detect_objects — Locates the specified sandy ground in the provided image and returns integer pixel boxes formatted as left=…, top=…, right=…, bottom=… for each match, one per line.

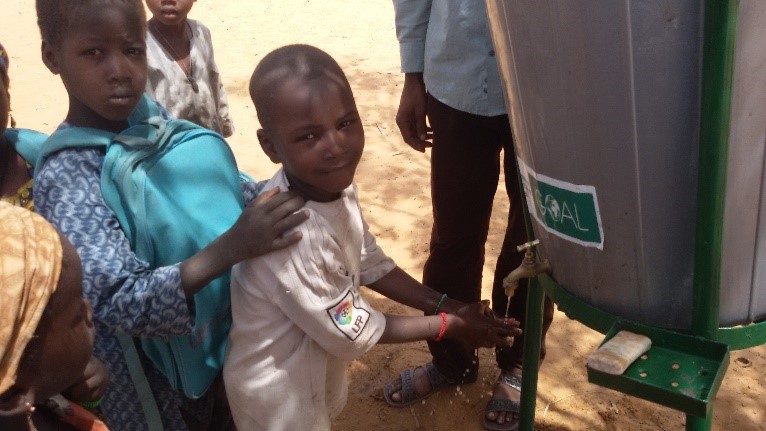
left=5, top=0, right=766, bottom=429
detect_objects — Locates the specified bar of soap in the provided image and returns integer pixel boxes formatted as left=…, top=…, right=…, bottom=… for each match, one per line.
left=587, top=330, right=651, bottom=375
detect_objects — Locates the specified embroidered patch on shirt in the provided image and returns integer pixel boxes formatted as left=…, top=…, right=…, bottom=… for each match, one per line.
left=327, top=290, right=371, bottom=341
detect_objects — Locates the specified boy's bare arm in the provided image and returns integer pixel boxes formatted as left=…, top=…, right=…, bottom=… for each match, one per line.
left=378, top=302, right=521, bottom=347
left=366, top=266, right=463, bottom=314
left=369, top=268, right=521, bottom=346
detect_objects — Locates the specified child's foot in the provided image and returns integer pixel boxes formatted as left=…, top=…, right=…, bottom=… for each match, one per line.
left=383, top=362, right=454, bottom=407
left=483, top=371, right=521, bottom=430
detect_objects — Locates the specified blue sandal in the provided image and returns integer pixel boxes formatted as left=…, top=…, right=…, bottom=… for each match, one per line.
left=383, top=362, right=455, bottom=407
left=483, top=372, right=521, bottom=431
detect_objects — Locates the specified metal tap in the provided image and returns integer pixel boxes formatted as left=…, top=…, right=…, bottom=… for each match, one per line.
left=502, top=239, right=551, bottom=299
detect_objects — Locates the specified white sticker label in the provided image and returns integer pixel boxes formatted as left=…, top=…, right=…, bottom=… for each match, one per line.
left=326, top=290, right=371, bottom=341
left=518, top=158, right=604, bottom=249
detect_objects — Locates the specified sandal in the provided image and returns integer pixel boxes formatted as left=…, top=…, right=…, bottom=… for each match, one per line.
left=483, top=372, right=521, bottom=431
left=383, top=362, right=455, bottom=407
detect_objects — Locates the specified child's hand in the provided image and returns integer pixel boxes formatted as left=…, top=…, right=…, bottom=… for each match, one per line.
left=180, top=187, right=308, bottom=297
left=61, top=356, right=109, bottom=403
left=448, top=301, right=522, bottom=348
left=228, top=187, right=308, bottom=261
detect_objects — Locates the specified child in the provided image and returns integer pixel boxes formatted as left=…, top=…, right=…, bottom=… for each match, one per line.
left=224, top=44, right=521, bottom=431
left=0, top=41, right=48, bottom=210
left=0, top=42, right=109, bottom=425
left=34, top=1, right=307, bottom=429
left=144, top=0, right=234, bottom=137
left=0, top=202, right=108, bottom=431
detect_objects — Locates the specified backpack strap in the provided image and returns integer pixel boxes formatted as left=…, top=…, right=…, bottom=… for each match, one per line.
left=34, top=127, right=113, bottom=177
left=3, top=128, right=49, bottom=166
left=34, top=93, right=165, bottom=177
left=128, top=93, right=164, bottom=125
left=116, top=332, right=165, bottom=431
left=111, top=116, right=200, bottom=152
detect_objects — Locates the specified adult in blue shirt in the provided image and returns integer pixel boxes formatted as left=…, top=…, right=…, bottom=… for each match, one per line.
left=385, top=1, right=555, bottom=430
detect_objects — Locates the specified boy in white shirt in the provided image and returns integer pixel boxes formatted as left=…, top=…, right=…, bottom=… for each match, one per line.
left=223, top=44, right=521, bottom=431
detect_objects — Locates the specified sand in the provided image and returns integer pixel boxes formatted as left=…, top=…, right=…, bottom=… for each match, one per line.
left=4, top=1, right=765, bottom=429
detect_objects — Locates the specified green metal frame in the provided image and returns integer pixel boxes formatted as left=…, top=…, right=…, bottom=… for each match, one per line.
left=687, top=2, right=739, bottom=428
left=692, top=0, right=766, bottom=353
left=588, top=320, right=729, bottom=419
left=692, top=0, right=738, bottom=343
left=536, top=273, right=616, bottom=333
left=717, top=321, right=766, bottom=350
left=538, top=272, right=766, bottom=351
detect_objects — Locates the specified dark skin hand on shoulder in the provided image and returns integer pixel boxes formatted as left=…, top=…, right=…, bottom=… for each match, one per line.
left=180, top=187, right=308, bottom=297
left=223, top=187, right=308, bottom=260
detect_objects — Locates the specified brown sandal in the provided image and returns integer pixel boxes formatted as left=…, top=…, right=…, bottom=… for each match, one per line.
left=483, top=372, right=521, bottom=431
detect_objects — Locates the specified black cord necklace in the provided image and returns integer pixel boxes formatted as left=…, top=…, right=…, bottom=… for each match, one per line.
left=150, top=21, right=199, bottom=92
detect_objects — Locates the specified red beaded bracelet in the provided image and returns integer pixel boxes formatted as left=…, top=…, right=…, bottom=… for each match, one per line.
left=434, top=312, right=448, bottom=341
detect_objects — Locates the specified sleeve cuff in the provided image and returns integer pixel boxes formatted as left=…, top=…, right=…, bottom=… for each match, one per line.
left=399, top=41, right=426, bottom=73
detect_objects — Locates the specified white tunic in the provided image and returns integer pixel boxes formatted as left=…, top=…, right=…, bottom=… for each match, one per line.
left=146, top=19, right=234, bottom=137
left=224, top=169, right=394, bottom=431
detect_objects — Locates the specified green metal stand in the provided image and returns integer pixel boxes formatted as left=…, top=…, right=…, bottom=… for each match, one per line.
left=518, top=277, right=545, bottom=431
left=587, top=321, right=729, bottom=418
left=686, top=408, right=715, bottom=431
left=717, top=320, right=766, bottom=350
left=692, top=0, right=737, bottom=342
left=517, top=273, right=733, bottom=431
left=687, top=1, right=738, bottom=428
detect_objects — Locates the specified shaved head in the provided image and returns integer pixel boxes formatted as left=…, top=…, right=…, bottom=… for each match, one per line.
left=249, top=44, right=351, bottom=131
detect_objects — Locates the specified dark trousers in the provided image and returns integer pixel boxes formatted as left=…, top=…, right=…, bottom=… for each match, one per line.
left=179, top=372, right=236, bottom=431
left=423, top=94, right=555, bottom=384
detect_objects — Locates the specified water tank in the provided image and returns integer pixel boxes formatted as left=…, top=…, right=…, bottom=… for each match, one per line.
left=485, top=0, right=766, bottom=329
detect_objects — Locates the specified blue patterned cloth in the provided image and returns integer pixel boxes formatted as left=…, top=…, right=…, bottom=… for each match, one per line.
left=34, top=140, right=263, bottom=430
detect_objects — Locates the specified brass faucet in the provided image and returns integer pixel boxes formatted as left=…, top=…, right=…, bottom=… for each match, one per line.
left=503, top=239, right=551, bottom=299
